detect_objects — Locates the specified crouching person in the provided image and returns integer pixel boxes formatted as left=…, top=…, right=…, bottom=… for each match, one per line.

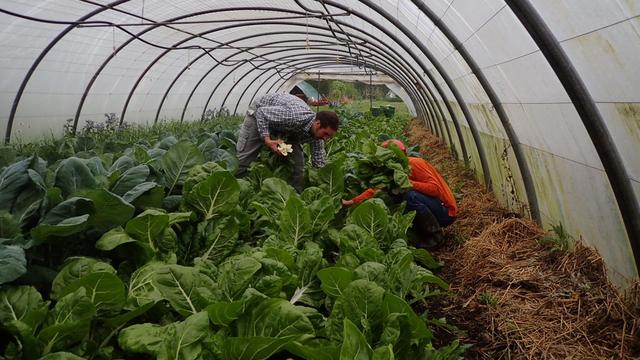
left=342, top=139, right=457, bottom=248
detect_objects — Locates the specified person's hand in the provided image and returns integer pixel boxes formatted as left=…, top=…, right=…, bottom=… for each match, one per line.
left=342, top=199, right=354, bottom=207
left=264, top=136, right=284, bottom=155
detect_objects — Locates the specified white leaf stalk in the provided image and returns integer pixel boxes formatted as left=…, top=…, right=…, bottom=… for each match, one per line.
left=277, top=142, right=293, bottom=156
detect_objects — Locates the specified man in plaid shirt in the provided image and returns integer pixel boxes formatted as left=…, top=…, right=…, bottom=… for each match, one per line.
left=236, top=93, right=340, bottom=191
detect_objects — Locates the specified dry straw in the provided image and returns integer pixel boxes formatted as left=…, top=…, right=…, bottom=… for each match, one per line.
left=407, top=119, right=639, bottom=359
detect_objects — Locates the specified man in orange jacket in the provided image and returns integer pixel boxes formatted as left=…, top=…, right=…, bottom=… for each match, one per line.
left=343, top=139, right=457, bottom=248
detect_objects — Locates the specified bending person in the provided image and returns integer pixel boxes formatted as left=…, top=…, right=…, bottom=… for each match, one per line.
left=236, top=93, right=340, bottom=191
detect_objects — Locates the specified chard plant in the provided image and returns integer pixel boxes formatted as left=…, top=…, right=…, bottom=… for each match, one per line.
left=0, top=109, right=467, bottom=359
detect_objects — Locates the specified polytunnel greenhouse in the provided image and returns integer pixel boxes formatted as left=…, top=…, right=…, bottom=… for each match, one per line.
left=1, top=0, right=639, bottom=358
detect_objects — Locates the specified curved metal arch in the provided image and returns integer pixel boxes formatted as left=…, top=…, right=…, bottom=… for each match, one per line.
left=253, top=60, right=424, bottom=121
left=194, top=46, right=426, bottom=125
left=257, top=61, right=421, bottom=116
left=207, top=47, right=429, bottom=125
left=166, top=25, right=437, bottom=139
left=164, top=20, right=461, bottom=155
left=72, top=5, right=366, bottom=131
left=202, top=50, right=428, bottom=127
left=231, top=54, right=435, bottom=130
left=72, top=6, right=469, bottom=166
left=4, top=0, right=130, bottom=143
left=410, top=0, right=541, bottom=224
left=313, top=0, right=482, bottom=173
left=17, top=4, right=469, bottom=169
left=117, top=19, right=369, bottom=124
left=156, top=33, right=428, bottom=126
left=506, top=0, right=640, bottom=277
left=154, top=38, right=339, bottom=123
left=122, top=17, right=436, bottom=139
left=219, top=53, right=427, bottom=123
left=264, top=60, right=430, bottom=126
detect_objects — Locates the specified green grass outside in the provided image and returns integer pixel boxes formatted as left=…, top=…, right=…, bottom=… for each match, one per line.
left=315, top=99, right=411, bottom=118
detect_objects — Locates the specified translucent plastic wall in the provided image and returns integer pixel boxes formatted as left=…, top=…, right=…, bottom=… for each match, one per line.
left=0, top=0, right=638, bottom=287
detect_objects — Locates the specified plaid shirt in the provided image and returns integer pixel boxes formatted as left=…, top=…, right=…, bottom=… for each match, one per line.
left=254, top=93, right=326, bottom=167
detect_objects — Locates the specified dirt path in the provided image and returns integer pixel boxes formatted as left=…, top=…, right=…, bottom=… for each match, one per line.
left=406, top=119, right=640, bottom=359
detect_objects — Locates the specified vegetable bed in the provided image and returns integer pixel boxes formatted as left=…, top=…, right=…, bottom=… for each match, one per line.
left=0, top=111, right=466, bottom=359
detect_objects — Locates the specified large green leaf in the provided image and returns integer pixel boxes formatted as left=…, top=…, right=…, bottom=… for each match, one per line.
left=206, top=300, right=246, bottom=327
left=82, top=156, right=107, bottom=177
left=290, top=243, right=325, bottom=306
left=372, top=345, right=395, bottom=360
left=387, top=209, right=415, bottom=245
left=125, top=209, right=169, bottom=254
left=317, top=267, right=354, bottom=298
left=54, top=157, right=97, bottom=197
left=0, top=210, right=20, bottom=238
left=412, top=265, right=449, bottom=291
left=235, top=298, right=315, bottom=338
left=161, top=141, right=204, bottom=194
left=0, top=157, right=33, bottom=210
left=119, top=312, right=210, bottom=360
left=279, top=195, right=311, bottom=248
left=51, top=257, right=116, bottom=300
left=57, top=271, right=126, bottom=314
left=201, top=147, right=239, bottom=173
left=127, top=262, right=165, bottom=308
left=327, top=280, right=385, bottom=344
left=152, top=264, right=207, bottom=317
left=218, top=256, right=262, bottom=301
left=109, top=155, right=135, bottom=175
left=379, top=313, right=411, bottom=357
left=31, top=215, right=90, bottom=245
left=118, top=322, right=164, bottom=356
left=382, top=293, right=430, bottom=341
left=39, top=352, right=85, bottom=360
left=155, top=135, right=178, bottom=150
left=39, top=197, right=94, bottom=225
left=199, top=217, right=239, bottom=264
left=0, top=285, right=49, bottom=332
left=297, top=242, right=324, bottom=287
left=253, top=178, right=295, bottom=219
left=348, top=200, right=389, bottom=242
left=338, top=224, right=379, bottom=255
left=0, top=245, right=26, bottom=284
left=76, top=189, right=134, bottom=230
left=316, top=158, right=345, bottom=197
left=223, top=335, right=300, bottom=360
left=411, top=248, right=442, bottom=270
left=110, top=164, right=150, bottom=196
left=285, top=340, right=340, bottom=360
left=340, top=319, right=373, bottom=360
left=131, top=144, right=153, bottom=165
left=158, top=311, right=210, bottom=360
left=38, top=288, right=96, bottom=354
left=384, top=248, right=414, bottom=298
left=354, top=262, right=387, bottom=286
left=95, top=227, right=137, bottom=251
left=308, top=194, right=337, bottom=233
left=185, top=171, right=239, bottom=221
left=122, top=181, right=164, bottom=208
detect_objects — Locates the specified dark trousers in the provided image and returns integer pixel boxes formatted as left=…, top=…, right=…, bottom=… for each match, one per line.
left=404, top=190, right=455, bottom=231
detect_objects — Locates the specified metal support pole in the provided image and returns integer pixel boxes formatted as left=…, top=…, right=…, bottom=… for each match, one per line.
left=369, top=71, right=373, bottom=111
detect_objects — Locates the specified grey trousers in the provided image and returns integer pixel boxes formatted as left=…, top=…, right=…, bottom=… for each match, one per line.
left=235, top=107, right=305, bottom=191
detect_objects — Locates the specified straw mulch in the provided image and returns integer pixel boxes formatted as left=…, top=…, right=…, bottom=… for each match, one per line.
left=406, top=119, right=640, bottom=359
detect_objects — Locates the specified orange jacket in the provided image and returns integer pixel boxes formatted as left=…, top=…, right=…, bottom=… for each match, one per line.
left=349, top=157, right=458, bottom=217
